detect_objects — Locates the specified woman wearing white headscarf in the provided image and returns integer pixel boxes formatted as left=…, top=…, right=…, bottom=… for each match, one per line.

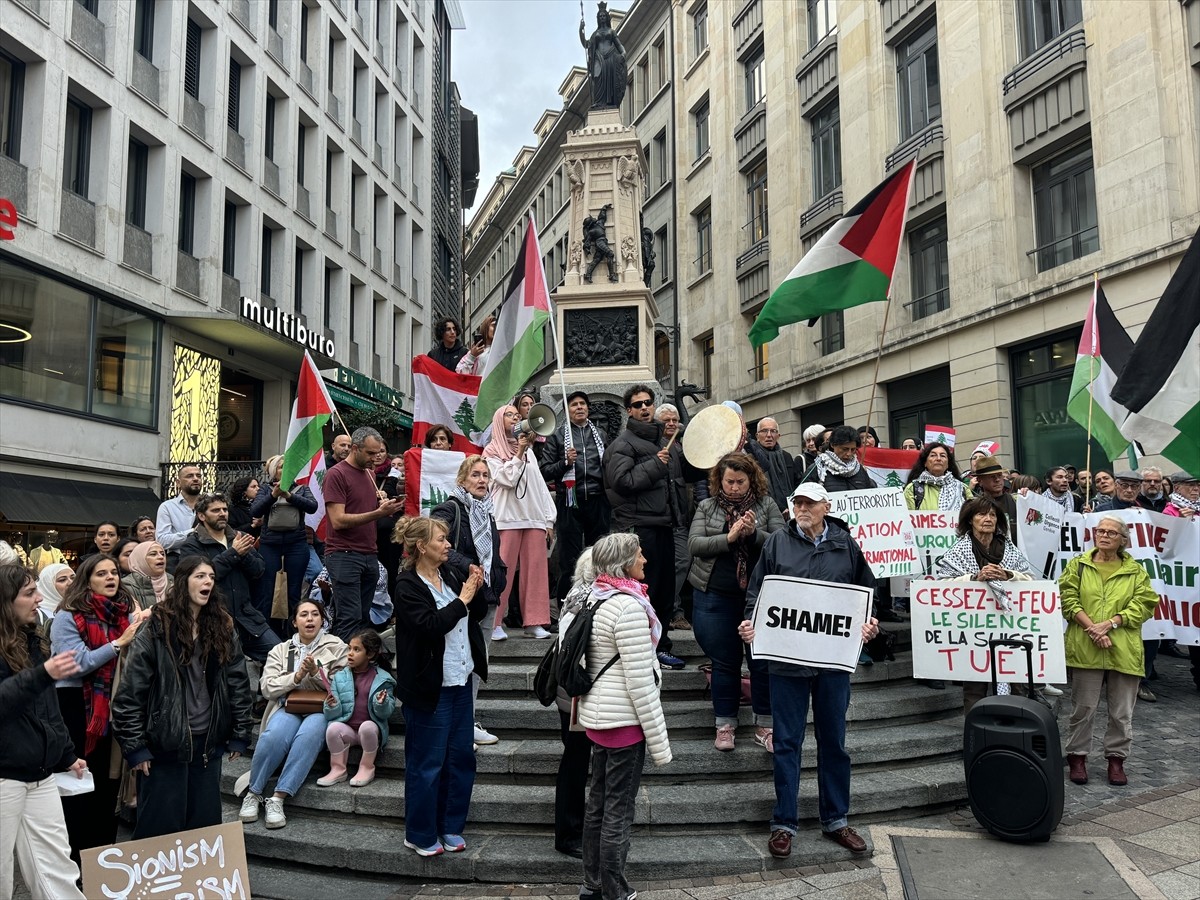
left=36, top=563, right=74, bottom=625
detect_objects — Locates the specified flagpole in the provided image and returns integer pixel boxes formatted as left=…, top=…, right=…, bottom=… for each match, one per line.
left=535, top=214, right=573, bottom=415
left=1083, top=273, right=1097, bottom=508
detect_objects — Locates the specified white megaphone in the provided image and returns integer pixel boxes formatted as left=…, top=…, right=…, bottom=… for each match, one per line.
left=514, top=403, right=558, bottom=438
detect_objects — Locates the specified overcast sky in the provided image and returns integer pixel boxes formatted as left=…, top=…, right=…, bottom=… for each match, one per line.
left=453, top=0, right=591, bottom=214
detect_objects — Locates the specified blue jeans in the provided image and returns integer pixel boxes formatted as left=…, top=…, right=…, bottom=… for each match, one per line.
left=582, top=739, right=644, bottom=900
left=325, top=550, right=378, bottom=642
left=769, top=669, right=852, bottom=834
left=692, top=588, right=770, bottom=725
left=402, top=684, right=476, bottom=846
left=257, top=536, right=311, bottom=620
left=248, top=710, right=328, bottom=797
left=305, top=547, right=324, bottom=584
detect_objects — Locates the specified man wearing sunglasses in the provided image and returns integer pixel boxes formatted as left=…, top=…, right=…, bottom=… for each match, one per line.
left=604, top=385, right=686, bottom=669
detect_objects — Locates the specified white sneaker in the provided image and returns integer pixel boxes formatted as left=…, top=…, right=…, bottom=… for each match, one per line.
left=525, top=625, right=552, bottom=640
left=491, top=626, right=508, bottom=642
left=474, top=722, right=499, bottom=744
left=238, top=791, right=261, bottom=823
left=1042, top=684, right=1063, bottom=696
left=264, top=796, right=286, bottom=829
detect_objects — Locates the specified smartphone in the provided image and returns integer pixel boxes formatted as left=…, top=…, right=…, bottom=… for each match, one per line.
left=472, top=331, right=483, bottom=345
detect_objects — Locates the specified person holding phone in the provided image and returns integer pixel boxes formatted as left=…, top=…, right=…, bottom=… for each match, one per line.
left=455, top=315, right=496, bottom=376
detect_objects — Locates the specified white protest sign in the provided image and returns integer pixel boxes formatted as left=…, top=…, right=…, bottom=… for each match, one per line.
left=910, top=580, right=1067, bottom=683
left=827, top=487, right=917, bottom=578
left=1017, top=492, right=1199, bottom=645
left=82, top=821, right=250, bottom=900
left=750, top=576, right=872, bottom=673
left=890, top=509, right=959, bottom=598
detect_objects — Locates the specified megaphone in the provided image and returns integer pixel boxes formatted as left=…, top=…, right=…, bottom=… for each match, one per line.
left=514, top=403, right=558, bottom=438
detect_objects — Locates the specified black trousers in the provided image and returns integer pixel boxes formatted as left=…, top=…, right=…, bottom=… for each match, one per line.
left=634, top=524, right=676, bottom=655
left=133, top=734, right=223, bottom=840
left=555, top=709, right=592, bottom=851
left=555, top=493, right=612, bottom=599
left=57, top=687, right=120, bottom=865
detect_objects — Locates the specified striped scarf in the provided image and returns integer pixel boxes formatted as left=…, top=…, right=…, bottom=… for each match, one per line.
left=452, top=486, right=495, bottom=585
left=563, top=419, right=606, bottom=508
left=915, top=470, right=968, bottom=511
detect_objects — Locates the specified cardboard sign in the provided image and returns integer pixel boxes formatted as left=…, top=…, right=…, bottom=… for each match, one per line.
left=82, top=821, right=251, bottom=900
left=910, top=580, right=1068, bottom=683
left=750, top=576, right=872, bottom=672
left=1017, top=491, right=1199, bottom=645
left=890, top=509, right=959, bottom=598
left=827, top=487, right=917, bottom=578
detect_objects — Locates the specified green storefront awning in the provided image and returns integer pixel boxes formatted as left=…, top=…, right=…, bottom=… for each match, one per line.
left=325, top=382, right=413, bottom=428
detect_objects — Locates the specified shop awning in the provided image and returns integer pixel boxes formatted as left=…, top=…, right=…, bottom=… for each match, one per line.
left=0, top=471, right=162, bottom=528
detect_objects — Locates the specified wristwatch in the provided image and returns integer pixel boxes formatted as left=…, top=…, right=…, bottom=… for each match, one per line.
left=1109, top=618, right=1119, bottom=629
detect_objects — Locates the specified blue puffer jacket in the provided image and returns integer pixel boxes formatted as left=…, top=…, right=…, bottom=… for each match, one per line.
left=323, top=665, right=397, bottom=747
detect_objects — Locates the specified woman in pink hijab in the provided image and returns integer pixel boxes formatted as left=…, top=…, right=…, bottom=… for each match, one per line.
left=123, top=541, right=173, bottom=609
left=482, top=405, right=557, bottom=641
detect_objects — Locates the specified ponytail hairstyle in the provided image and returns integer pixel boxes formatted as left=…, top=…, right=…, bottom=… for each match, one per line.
left=350, top=628, right=393, bottom=675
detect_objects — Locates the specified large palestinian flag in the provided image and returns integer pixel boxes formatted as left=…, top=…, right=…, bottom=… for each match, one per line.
left=1112, top=228, right=1200, bottom=473
left=1065, top=280, right=1134, bottom=461
left=281, top=351, right=335, bottom=490
left=749, top=160, right=916, bottom=348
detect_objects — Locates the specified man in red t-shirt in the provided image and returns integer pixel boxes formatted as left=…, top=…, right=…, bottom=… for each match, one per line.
left=323, top=426, right=404, bottom=640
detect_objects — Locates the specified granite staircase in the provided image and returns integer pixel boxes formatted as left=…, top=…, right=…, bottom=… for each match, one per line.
left=223, top=622, right=968, bottom=884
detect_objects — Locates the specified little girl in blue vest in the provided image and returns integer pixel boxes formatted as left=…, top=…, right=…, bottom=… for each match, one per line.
left=317, top=629, right=396, bottom=788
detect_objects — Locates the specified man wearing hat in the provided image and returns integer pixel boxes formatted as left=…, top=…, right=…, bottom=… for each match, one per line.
left=737, top=482, right=879, bottom=859
left=1094, top=471, right=1142, bottom=512
left=1163, top=472, right=1199, bottom=519
left=540, top=390, right=611, bottom=598
left=973, top=456, right=1017, bottom=541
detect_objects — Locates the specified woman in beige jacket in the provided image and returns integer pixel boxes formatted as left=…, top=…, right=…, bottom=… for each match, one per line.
left=576, top=533, right=671, bottom=900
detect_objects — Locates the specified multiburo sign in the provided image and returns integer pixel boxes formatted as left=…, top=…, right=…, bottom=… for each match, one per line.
left=240, top=296, right=336, bottom=359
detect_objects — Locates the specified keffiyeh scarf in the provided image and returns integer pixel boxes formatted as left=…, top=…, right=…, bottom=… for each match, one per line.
left=915, top=470, right=968, bottom=511
left=936, top=535, right=1030, bottom=611
left=73, top=592, right=131, bottom=755
left=1168, top=491, right=1200, bottom=514
left=592, top=574, right=662, bottom=650
left=563, top=420, right=606, bottom=508
left=452, top=485, right=496, bottom=585
left=814, top=449, right=862, bottom=483
left=1044, top=489, right=1074, bottom=512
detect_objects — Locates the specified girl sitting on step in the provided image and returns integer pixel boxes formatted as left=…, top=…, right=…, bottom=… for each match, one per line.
left=318, top=629, right=396, bottom=788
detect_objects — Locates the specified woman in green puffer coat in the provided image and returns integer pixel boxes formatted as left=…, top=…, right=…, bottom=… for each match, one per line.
left=1059, top=515, right=1159, bottom=788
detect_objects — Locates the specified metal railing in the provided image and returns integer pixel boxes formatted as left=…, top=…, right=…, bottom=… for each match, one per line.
left=692, top=250, right=712, bottom=276
left=800, top=189, right=843, bottom=227
left=904, top=287, right=949, bottom=319
left=885, top=123, right=943, bottom=172
left=1027, top=225, right=1099, bottom=272
left=160, top=461, right=267, bottom=501
left=1003, top=28, right=1086, bottom=95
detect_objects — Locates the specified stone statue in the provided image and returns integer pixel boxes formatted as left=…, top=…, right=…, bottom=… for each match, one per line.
left=621, top=235, right=637, bottom=270
left=566, top=157, right=585, bottom=204
left=641, top=226, right=656, bottom=287
left=617, top=155, right=639, bottom=197
left=579, top=2, right=627, bottom=110
left=582, top=204, right=618, bottom=283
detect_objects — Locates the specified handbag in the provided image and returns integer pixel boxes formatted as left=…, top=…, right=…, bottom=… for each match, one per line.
left=865, top=627, right=897, bottom=663
left=267, top=497, right=302, bottom=531
left=282, top=645, right=325, bottom=715
left=270, top=563, right=289, bottom=619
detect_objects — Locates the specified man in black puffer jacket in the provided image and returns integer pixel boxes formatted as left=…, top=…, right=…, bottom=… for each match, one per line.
left=603, top=384, right=684, bottom=667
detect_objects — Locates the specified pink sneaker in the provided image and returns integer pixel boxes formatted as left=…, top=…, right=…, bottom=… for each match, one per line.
left=754, top=726, right=774, bottom=753
left=714, top=725, right=735, bottom=752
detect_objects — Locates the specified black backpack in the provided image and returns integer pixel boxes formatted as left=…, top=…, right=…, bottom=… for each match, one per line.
left=554, top=593, right=621, bottom=700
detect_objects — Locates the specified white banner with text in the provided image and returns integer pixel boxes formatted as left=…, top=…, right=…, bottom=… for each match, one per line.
left=827, top=488, right=918, bottom=579
left=750, top=576, right=872, bottom=673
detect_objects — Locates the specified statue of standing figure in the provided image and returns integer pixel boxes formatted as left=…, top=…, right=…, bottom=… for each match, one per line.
left=579, top=2, right=627, bottom=110
left=582, top=204, right=618, bottom=284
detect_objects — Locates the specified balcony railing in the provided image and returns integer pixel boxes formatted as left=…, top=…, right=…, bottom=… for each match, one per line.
left=692, top=250, right=712, bottom=277
left=800, top=189, right=843, bottom=228
left=1028, top=224, right=1099, bottom=273
left=1004, top=28, right=1086, bottom=95
left=885, top=122, right=943, bottom=173
left=904, top=287, right=950, bottom=320
left=160, top=461, right=267, bottom=500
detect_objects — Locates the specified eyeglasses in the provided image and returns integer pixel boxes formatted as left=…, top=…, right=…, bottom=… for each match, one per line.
left=1142, top=478, right=1162, bottom=484
left=628, top=399, right=654, bottom=410
left=1094, top=528, right=1122, bottom=537
left=757, top=428, right=779, bottom=434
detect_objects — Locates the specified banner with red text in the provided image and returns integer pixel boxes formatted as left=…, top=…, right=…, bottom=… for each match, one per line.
left=827, top=487, right=917, bottom=578
left=910, top=581, right=1067, bottom=683
left=1017, top=491, right=1199, bottom=645
left=890, top=509, right=959, bottom=598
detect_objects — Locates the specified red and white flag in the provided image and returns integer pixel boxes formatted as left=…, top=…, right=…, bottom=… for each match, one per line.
left=862, top=447, right=919, bottom=489
left=411, top=354, right=483, bottom=453
left=403, top=447, right=466, bottom=517
left=302, top=452, right=329, bottom=540
left=971, top=440, right=1000, bottom=457
left=923, top=425, right=956, bottom=448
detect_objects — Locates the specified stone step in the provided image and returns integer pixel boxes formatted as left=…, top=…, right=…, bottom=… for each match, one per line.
left=223, top=756, right=963, bottom=827
left=230, top=810, right=878, bottom=884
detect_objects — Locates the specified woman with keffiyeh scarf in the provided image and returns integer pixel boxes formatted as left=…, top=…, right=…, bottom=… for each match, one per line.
left=49, top=554, right=146, bottom=863
left=806, top=425, right=874, bottom=494
left=687, top=453, right=785, bottom=752
left=903, top=443, right=972, bottom=512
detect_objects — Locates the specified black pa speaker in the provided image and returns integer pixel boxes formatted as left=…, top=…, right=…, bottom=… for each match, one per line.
left=963, top=639, right=1064, bottom=842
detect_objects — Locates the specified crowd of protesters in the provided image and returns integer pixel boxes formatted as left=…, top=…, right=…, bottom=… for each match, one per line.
left=0, top=321, right=1195, bottom=900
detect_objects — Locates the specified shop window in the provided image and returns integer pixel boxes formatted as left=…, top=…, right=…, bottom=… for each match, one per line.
left=800, top=397, right=844, bottom=438
left=0, top=259, right=160, bottom=427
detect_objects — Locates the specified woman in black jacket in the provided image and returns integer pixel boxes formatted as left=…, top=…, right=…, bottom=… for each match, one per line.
left=391, top=517, right=485, bottom=857
left=0, top=564, right=87, bottom=900
left=111, top=556, right=255, bottom=839
left=805, top=425, right=874, bottom=493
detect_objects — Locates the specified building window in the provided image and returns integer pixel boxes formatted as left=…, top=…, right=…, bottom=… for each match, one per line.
left=264, top=94, right=276, bottom=161
left=268, top=0, right=279, bottom=31
left=1018, top=0, right=1082, bottom=57
left=752, top=342, right=768, bottom=381
left=437, top=236, right=452, bottom=282
left=887, top=366, right=951, bottom=451
left=63, top=98, right=92, bottom=198
left=636, top=56, right=649, bottom=110
left=819, top=311, right=844, bottom=354
left=323, top=266, right=334, bottom=327
left=0, top=51, right=25, bottom=162
left=692, top=3, right=708, bottom=59
left=297, top=123, right=307, bottom=185
left=700, top=334, right=714, bottom=391
left=178, top=171, right=195, bottom=254
left=896, top=20, right=940, bottom=140
left=134, top=0, right=155, bottom=61
left=1032, top=141, right=1099, bottom=272
left=655, top=227, right=668, bottom=283
left=693, top=98, right=709, bottom=160
left=653, top=131, right=668, bottom=187
left=695, top=204, right=712, bottom=275
left=746, top=162, right=768, bottom=245
left=325, top=149, right=334, bottom=208
left=126, top=139, right=148, bottom=228
left=184, top=19, right=201, bottom=99
left=261, top=226, right=274, bottom=297
left=811, top=102, right=841, bottom=200
left=227, top=58, right=241, bottom=131
left=744, top=46, right=765, bottom=112
left=807, top=0, right=836, bottom=49
left=0, top=259, right=160, bottom=427
left=293, top=247, right=305, bottom=313
left=222, top=201, right=236, bottom=277
left=75, top=0, right=98, bottom=15
left=909, top=217, right=948, bottom=319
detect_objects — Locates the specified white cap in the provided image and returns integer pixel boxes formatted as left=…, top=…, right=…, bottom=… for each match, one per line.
left=790, top=482, right=831, bottom=503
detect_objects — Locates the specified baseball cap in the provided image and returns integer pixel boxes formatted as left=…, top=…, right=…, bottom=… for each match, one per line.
left=790, top=482, right=831, bottom=503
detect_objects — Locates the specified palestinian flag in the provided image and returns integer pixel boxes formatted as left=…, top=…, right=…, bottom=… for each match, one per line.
left=749, top=160, right=916, bottom=348
left=402, top=447, right=466, bottom=517
left=862, top=447, right=919, bottom=489
left=477, top=215, right=552, bottom=425
left=411, top=354, right=482, bottom=453
left=1112, top=229, right=1200, bottom=473
left=281, top=351, right=336, bottom=490
left=1066, top=280, right=1134, bottom=461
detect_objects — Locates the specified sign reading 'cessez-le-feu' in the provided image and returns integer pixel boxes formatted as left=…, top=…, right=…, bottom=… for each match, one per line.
left=241, top=296, right=336, bottom=359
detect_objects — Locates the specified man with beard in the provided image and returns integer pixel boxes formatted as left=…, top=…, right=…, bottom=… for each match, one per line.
left=156, top=465, right=203, bottom=558
left=1138, top=467, right=1168, bottom=513
left=179, top=493, right=278, bottom=661
left=325, top=433, right=352, bottom=470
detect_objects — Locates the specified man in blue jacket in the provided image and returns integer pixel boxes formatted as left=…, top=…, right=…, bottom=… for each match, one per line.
left=738, top=481, right=879, bottom=859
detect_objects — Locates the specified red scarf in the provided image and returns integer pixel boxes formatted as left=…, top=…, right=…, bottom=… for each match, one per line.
left=72, top=592, right=130, bottom=756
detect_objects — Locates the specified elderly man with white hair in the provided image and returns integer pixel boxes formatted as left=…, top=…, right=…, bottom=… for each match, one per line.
left=746, top=417, right=798, bottom=517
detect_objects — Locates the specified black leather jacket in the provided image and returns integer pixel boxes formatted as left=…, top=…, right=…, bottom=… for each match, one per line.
left=0, top=630, right=77, bottom=781
left=111, top=615, right=254, bottom=766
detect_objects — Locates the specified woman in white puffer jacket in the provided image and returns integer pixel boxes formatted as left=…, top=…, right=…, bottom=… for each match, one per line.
left=575, top=533, right=671, bottom=900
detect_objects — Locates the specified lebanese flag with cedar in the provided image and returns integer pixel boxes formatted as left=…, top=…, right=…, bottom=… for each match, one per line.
left=411, top=354, right=483, bottom=453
